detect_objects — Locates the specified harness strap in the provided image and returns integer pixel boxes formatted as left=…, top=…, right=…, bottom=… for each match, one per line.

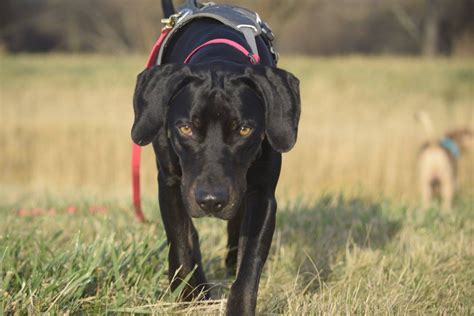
left=238, top=25, right=260, bottom=60
left=183, top=38, right=260, bottom=64
left=156, top=3, right=277, bottom=65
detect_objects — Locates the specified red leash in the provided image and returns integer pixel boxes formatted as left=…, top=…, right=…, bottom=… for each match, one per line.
left=132, top=28, right=171, bottom=222
left=132, top=28, right=260, bottom=223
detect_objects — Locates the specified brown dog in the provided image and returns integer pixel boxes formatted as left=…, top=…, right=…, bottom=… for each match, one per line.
left=416, top=111, right=474, bottom=210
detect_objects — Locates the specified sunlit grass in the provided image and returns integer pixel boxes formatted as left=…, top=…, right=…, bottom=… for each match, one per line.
left=1, top=195, right=473, bottom=313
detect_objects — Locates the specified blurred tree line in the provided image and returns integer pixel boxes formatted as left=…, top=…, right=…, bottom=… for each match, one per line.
left=1, top=0, right=473, bottom=56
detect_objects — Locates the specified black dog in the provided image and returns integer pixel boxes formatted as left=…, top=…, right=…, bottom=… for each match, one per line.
left=132, top=1, right=300, bottom=314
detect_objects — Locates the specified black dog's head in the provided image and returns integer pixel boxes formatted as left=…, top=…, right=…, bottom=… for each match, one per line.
left=132, top=62, right=300, bottom=219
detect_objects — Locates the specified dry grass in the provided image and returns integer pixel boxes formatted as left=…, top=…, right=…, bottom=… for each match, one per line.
left=280, top=56, right=474, bottom=202
left=1, top=55, right=473, bottom=207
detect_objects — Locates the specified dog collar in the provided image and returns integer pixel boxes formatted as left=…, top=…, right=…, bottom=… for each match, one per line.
left=440, top=137, right=460, bottom=159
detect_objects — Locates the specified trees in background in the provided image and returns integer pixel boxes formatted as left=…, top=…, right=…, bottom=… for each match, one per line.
left=1, top=0, right=473, bottom=56
left=0, top=0, right=163, bottom=53
left=391, top=0, right=474, bottom=56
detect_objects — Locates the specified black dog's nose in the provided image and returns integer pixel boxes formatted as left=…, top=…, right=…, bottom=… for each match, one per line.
left=195, top=188, right=229, bottom=213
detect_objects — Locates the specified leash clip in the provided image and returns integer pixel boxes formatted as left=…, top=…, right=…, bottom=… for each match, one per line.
left=161, top=12, right=182, bottom=29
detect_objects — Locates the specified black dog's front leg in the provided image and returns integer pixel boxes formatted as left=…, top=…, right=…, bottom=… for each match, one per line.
left=158, top=174, right=210, bottom=300
left=225, top=205, right=244, bottom=276
left=226, top=191, right=277, bottom=315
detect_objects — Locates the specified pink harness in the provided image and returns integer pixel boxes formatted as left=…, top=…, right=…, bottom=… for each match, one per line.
left=132, top=28, right=260, bottom=222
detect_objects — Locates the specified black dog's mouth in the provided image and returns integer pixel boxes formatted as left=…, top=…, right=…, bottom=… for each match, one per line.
left=181, top=184, right=243, bottom=220
left=186, top=196, right=242, bottom=220
left=193, top=200, right=241, bottom=220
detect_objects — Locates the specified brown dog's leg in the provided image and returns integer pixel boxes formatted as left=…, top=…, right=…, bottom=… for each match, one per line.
left=419, top=154, right=433, bottom=210
left=441, top=176, right=455, bottom=211
left=421, top=179, right=432, bottom=210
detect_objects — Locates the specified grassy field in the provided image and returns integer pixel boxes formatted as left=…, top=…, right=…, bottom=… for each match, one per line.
left=1, top=196, right=473, bottom=314
left=1, top=55, right=473, bottom=314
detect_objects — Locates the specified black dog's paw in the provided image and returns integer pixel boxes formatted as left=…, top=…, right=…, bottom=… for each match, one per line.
left=178, top=283, right=214, bottom=301
left=194, top=283, right=215, bottom=301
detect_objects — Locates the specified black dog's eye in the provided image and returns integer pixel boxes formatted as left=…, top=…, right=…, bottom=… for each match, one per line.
left=178, top=125, right=193, bottom=136
left=239, top=126, right=253, bottom=137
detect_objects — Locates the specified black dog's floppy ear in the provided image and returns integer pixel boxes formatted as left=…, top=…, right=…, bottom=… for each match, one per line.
left=248, top=66, right=301, bottom=152
left=132, top=64, right=196, bottom=146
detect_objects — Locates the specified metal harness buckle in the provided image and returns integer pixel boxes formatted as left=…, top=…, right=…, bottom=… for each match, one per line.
left=161, top=12, right=182, bottom=29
